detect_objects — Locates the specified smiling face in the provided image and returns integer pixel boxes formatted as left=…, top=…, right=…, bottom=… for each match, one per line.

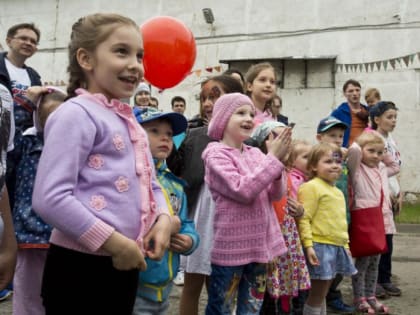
left=142, top=119, right=174, bottom=161
left=80, top=24, right=144, bottom=101
left=135, top=91, right=150, bottom=107
left=223, top=104, right=255, bottom=148
left=6, top=27, right=38, bottom=61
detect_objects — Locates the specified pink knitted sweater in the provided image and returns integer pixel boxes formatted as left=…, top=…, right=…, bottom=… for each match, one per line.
left=202, top=142, right=287, bottom=266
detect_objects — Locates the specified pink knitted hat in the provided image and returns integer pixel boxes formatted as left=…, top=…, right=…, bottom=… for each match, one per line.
left=208, top=92, right=255, bottom=140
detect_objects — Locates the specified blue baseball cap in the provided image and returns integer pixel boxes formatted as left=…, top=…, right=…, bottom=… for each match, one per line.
left=317, top=116, right=348, bottom=134
left=134, top=107, right=187, bottom=136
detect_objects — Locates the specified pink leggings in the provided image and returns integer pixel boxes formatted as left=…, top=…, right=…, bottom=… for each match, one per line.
left=13, top=249, right=48, bottom=315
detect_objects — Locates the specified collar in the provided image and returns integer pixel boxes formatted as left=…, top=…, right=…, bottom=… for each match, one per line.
left=75, top=88, right=133, bottom=118
left=290, top=167, right=307, bottom=181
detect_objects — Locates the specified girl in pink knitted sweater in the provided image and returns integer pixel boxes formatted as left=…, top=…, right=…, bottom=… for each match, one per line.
left=202, top=93, right=291, bottom=315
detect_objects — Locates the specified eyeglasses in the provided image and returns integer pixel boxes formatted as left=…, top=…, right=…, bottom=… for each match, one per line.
left=13, top=36, right=38, bottom=46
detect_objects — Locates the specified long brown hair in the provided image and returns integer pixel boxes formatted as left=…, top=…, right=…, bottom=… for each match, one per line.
left=244, top=62, right=277, bottom=111
left=66, top=13, right=138, bottom=99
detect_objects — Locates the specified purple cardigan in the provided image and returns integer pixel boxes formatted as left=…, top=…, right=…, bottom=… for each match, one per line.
left=202, top=142, right=287, bottom=266
left=32, top=91, right=167, bottom=255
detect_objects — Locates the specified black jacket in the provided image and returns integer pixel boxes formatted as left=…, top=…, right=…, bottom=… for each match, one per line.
left=0, top=52, right=42, bottom=94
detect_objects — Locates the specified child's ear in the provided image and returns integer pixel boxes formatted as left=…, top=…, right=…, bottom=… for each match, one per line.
left=316, top=134, right=322, bottom=142
left=374, top=116, right=380, bottom=125
left=246, top=82, right=253, bottom=93
left=76, top=48, right=94, bottom=71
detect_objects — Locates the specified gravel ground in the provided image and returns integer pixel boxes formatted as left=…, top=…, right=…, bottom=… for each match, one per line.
left=2, top=227, right=419, bottom=314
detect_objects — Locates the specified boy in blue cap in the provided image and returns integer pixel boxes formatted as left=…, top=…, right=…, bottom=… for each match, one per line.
left=133, top=107, right=200, bottom=315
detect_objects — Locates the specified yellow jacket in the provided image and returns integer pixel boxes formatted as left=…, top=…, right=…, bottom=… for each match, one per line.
left=297, top=177, right=349, bottom=248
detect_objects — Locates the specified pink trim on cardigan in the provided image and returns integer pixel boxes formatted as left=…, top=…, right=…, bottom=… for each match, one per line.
left=76, top=89, right=159, bottom=252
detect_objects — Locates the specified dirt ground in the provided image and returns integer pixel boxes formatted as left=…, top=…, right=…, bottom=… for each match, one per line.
left=1, top=225, right=419, bottom=314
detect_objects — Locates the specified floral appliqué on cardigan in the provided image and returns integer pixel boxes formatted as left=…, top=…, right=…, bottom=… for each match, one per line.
left=89, top=195, right=107, bottom=211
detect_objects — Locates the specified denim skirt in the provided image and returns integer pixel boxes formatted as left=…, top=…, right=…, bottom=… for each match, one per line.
left=306, top=242, right=357, bottom=280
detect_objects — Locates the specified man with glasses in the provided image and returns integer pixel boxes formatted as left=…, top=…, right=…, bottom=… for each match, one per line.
left=1, top=23, right=41, bottom=133
left=0, top=22, right=41, bottom=302
left=1, top=22, right=42, bottom=226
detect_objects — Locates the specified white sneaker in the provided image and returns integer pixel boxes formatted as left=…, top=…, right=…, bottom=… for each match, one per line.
left=173, top=270, right=185, bottom=286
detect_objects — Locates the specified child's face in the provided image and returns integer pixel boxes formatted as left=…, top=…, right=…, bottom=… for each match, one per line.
left=135, top=91, right=150, bottom=108
left=142, top=119, right=173, bottom=161
left=271, top=98, right=282, bottom=116
left=317, top=127, right=345, bottom=147
left=200, top=81, right=223, bottom=122
left=246, top=68, right=276, bottom=103
left=374, top=109, right=397, bottom=134
left=82, top=25, right=144, bottom=101
left=293, top=144, right=312, bottom=174
left=361, top=142, right=385, bottom=168
left=224, top=104, right=255, bottom=144
left=39, top=100, right=62, bottom=130
left=366, top=96, right=380, bottom=107
left=312, top=150, right=342, bottom=185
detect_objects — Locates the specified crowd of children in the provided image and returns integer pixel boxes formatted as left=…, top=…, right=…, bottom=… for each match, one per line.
left=0, top=12, right=405, bottom=315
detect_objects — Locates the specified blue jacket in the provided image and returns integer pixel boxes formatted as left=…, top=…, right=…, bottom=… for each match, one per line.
left=330, top=102, right=368, bottom=148
left=13, top=130, right=52, bottom=245
left=137, top=160, right=199, bottom=302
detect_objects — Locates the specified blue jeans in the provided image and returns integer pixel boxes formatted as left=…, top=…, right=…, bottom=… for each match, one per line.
left=206, top=263, right=267, bottom=315
left=132, top=295, right=169, bottom=315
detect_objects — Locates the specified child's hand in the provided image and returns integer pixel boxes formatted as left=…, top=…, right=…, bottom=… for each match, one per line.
left=25, top=86, right=50, bottom=104
left=102, top=231, right=147, bottom=271
left=171, top=215, right=181, bottom=235
left=266, top=127, right=292, bottom=162
left=287, top=198, right=304, bottom=217
left=340, top=147, right=348, bottom=159
left=169, top=234, right=193, bottom=253
left=144, top=215, right=172, bottom=260
left=306, top=247, right=320, bottom=266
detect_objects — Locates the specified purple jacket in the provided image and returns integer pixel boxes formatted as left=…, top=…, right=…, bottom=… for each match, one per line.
left=202, top=142, right=287, bottom=266
left=32, top=91, right=167, bottom=255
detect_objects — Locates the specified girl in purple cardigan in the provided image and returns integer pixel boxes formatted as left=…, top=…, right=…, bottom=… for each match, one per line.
left=202, top=93, right=291, bottom=315
left=32, top=14, right=171, bottom=315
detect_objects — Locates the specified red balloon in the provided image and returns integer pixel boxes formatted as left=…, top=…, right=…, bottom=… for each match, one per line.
left=141, top=16, right=196, bottom=89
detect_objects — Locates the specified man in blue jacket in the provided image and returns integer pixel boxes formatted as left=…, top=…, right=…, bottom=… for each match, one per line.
left=331, top=79, right=369, bottom=148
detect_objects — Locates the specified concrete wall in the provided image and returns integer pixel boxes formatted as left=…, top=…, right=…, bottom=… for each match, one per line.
left=1, top=0, right=420, bottom=192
